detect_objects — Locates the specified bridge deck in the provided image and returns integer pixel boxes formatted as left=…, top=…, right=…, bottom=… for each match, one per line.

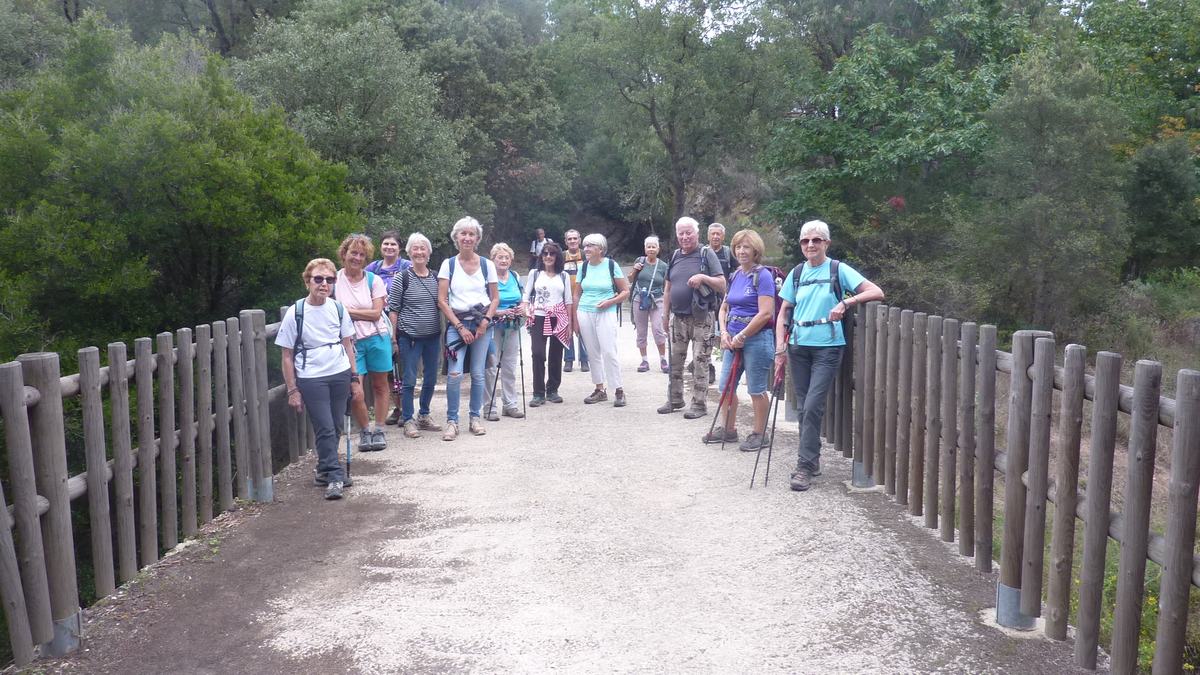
left=44, top=322, right=1095, bottom=673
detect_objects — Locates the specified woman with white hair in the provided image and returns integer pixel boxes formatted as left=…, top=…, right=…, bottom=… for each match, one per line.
left=438, top=217, right=499, bottom=440
left=387, top=232, right=443, bottom=439
left=483, top=242, right=527, bottom=421
left=629, top=235, right=669, bottom=373
left=572, top=233, right=631, bottom=406
left=775, top=219, right=884, bottom=492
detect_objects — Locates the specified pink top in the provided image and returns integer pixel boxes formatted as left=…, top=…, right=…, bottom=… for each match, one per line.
left=334, top=269, right=388, bottom=340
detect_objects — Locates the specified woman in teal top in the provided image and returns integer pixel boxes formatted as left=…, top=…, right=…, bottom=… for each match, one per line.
left=572, top=233, right=631, bottom=406
left=484, top=243, right=528, bottom=420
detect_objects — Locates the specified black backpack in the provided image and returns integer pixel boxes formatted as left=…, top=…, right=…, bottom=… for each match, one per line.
left=788, top=258, right=855, bottom=341
left=670, top=246, right=720, bottom=313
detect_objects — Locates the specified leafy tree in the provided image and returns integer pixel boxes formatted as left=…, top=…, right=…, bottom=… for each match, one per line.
left=0, top=0, right=67, bottom=90
left=1124, top=136, right=1200, bottom=277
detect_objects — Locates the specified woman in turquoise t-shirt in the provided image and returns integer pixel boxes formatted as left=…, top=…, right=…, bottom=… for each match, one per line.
left=572, top=233, right=631, bottom=406
left=484, top=243, right=527, bottom=420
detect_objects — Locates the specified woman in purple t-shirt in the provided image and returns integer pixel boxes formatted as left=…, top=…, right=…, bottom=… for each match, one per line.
left=705, top=229, right=776, bottom=451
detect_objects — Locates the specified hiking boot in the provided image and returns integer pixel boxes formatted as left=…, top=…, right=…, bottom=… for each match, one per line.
left=313, top=472, right=353, bottom=487
left=583, top=388, right=608, bottom=404
left=657, top=400, right=685, bottom=414
left=403, top=420, right=420, bottom=438
left=484, top=406, right=500, bottom=422
left=637, top=360, right=650, bottom=372
left=580, top=362, right=590, bottom=372
left=324, top=481, right=344, bottom=500
left=503, top=406, right=525, bottom=418
left=702, top=428, right=738, bottom=444
left=385, top=407, right=401, bottom=425
left=683, top=405, right=708, bottom=420
left=613, top=389, right=626, bottom=407
left=529, top=395, right=545, bottom=407
left=416, top=414, right=442, bottom=432
left=546, top=392, right=563, bottom=403
left=563, top=362, right=574, bottom=372
left=442, top=421, right=458, bottom=441
left=738, top=432, right=770, bottom=452
left=790, top=469, right=812, bottom=492
left=469, top=417, right=486, bottom=436
left=371, top=429, right=387, bottom=451
left=660, top=358, right=669, bottom=373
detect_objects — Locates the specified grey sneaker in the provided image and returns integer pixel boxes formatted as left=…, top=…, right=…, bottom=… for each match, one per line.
left=371, top=429, right=387, bottom=451
left=417, top=414, right=443, bottom=432
left=683, top=405, right=708, bottom=420
left=529, top=396, right=545, bottom=407
left=546, top=392, right=564, bottom=403
left=503, top=406, right=525, bottom=418
left=469, top=417, right=486, bottom=436
left=358, top=429, right=373, bottom=451
left=583, top=388, right=608, bottom=404
left=790, top=469, right=812, bottom=492
left=485, top=406, right=500, bottom=422
left=403, top=420, right=420, bottom=438
left=612, top=389, right=626, bottom=407
left=702, top=428, right=738, bottom=444
left=657, top=400, right=685, bottom=414
left=580, top=363, right=590, bottom=372
left=739, top=432, right=770, bottom=452
left=324, top=481, right=344, bottom=500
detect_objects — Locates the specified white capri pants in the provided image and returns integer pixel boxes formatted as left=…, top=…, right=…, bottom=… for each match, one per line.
left=577, top=309, right=623, bottom=390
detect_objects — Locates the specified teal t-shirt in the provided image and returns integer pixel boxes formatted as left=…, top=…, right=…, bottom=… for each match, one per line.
left=577, top=258, right=625, bottom=313
left=497, top=272, right=522, bottom=310
left=778, top=259, right=866, bottom=347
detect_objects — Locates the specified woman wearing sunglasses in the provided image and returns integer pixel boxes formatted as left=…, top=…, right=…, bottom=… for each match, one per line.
left=775, top=220, right=884, bottom=493
left=277, top=258, right=359, bottom=500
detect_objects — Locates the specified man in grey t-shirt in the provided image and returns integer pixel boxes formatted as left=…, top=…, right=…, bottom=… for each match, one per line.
left=658, top=217, right=726, bottom=417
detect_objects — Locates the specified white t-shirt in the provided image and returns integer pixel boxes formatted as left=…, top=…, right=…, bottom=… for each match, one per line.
left=275, top=299, right=355, bottom=378
left=334, top=269, right=388, bottom=340
left=438, top=256, right=498, bottom=312
left=525, top=269, right=573, bottom=316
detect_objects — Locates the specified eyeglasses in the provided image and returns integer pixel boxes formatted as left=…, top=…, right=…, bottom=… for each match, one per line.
left=309, top=275, right=335, bottom=285
left=800, top=238, right=826, bottom=247
left=543, top=251, right=557, bottom=256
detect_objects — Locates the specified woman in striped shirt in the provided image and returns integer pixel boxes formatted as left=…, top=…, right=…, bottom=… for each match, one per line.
left=387, top=233, right=444, bottom=439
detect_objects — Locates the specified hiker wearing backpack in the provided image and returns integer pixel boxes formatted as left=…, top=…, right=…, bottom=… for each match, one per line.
left=524, top=242, right=571, bottom=406
left=705, top=229, right=776, bottom=451
left=437, top=217, right=500, bottom=440
left=366, top=230, right=412, bottom=427
left=277, top=258, right=358, bottom=500
left=572, top=233, right=631, bottom=406
left=386, top=232, right=444, bottom=440
left=335, top=234, right=392, bottom=453
left=775, top=220, right=884, bottom=492
left=483, top=243, right=527, bottom=421
left=658, top=217, right=728, bottom=418
left=629, top=235, right=669, bottom=373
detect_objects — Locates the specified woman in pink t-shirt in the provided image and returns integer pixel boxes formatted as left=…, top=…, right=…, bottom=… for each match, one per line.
left=335, top=234, right=392, bottom=453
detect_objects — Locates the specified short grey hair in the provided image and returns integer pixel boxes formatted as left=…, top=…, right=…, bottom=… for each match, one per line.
left=582, top=233, right=608, bottom=252
left=406, top=232, right=432, bottom=255
left=450, top=216, right=483, bottom=243
left=799, top=219, right=831, bottom=242
left=644, top=235, right=660, bottom=248
left=707, top=222, right=726, bottom=234
left=490, top=242, right=514, bottom=260
left=564, top=229, right=581, bottom=239
left=675, top=217, right=699, bottom=233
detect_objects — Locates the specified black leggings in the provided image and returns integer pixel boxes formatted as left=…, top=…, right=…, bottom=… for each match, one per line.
left=529, top=315, right=565, bottom=396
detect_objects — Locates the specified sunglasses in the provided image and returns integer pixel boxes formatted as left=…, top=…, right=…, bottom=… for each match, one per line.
left=800, top=238, right=826, bottom=247
left=543, top=251, right=557, bottom=256
left=309, top=275, right=335, bottom=285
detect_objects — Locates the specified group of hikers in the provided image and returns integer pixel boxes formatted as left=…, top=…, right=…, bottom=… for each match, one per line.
left=276, top=217, right=884, bottom=500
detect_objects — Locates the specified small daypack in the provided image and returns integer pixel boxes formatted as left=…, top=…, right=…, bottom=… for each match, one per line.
left=738, top=265, right=787, bottom=328
left=787, top=258, right=856, bottom=341
left=293, top=298, right=345, bottom=370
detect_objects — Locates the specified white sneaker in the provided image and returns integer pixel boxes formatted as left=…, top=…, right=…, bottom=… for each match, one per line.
left=469, top=417, right=486, bottom=436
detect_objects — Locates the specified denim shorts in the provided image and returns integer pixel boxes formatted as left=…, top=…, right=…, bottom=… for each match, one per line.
left=717, top=328, right=774, bottom=395
left=354, top=333, right=393, bottom=374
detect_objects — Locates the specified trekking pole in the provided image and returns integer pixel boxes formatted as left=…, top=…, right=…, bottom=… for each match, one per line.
left=718, top=350, right=743, bottom=451
left=517, top=321, right=527, bottom=419
left=753, top=328, right=791, bottom=488
left=487, top=323, right=503, bottom=419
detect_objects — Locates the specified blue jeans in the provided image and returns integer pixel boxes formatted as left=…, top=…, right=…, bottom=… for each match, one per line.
left=788, top=345, right=844, bottom=473
left=717, top=329, right=774, bottom=396
left=564, top=333, right=588, bottom=366
left=445, top=323, right=493, bottom=423
left=399, top=334, right=440, bottom=423
left=295, top=370, right=352, bottom=483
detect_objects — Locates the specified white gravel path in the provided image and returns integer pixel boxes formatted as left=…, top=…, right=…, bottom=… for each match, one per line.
left=254, top=319, right=1089, bottom=673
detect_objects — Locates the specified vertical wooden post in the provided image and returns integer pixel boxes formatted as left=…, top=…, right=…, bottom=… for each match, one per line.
left=997, top=330, right=1040, bottom=630
left=252, top=310, right=275, bottom=498
left=0, top=475, right=34, bottom=666
left=923, top=316, right=943, bottom=529
left=884, top=306, right=901, bottom=495
left=18, top=352, right=81, bottom=655
left=212, top=321, right=234, bottom=511
left=1045, top=344, right=1085, bottom=639
left=227, top=317, right=251, bottom=500
left=909, top=313, right=927, bottom=516
left=957, top=322, right=977, bottom=557
left=838, top=305, right=855, bottom=458
left=107, top=343, right=138, bottom=584
left=857, top=302, right=878, bottom=487
left=0, top=363, right=53, bottom=644
left=1074, top=351, right=1123, bottom=666
left=78, top=347, right=115, bottom=598
left=177, top=328, right=197, bottom=539
left=975, top=325, right=998, bottom=574
left=239, top=310, right=266, bottom=501
left=896, top=310, right=914, bottom=506
left=1152, top=369, right=1200, bottom=674
left=155, top=332, right=178, bottom=549
left=195, top=325, right=215, bottom=525
left=939, top=318, right=959, bottom=543
left=134, top=337, right=158, bottom=566
left=1020, top=336, right=1055, bottom=617
left=852, top=303, right=866, bottom=482
left=872, top=304, right=888, bottom=483
left=1110, top=360, right=1162, bottom=673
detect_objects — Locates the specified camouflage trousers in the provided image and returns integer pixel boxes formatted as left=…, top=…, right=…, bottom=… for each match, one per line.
left=668, top=311, right=714, bottom=408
